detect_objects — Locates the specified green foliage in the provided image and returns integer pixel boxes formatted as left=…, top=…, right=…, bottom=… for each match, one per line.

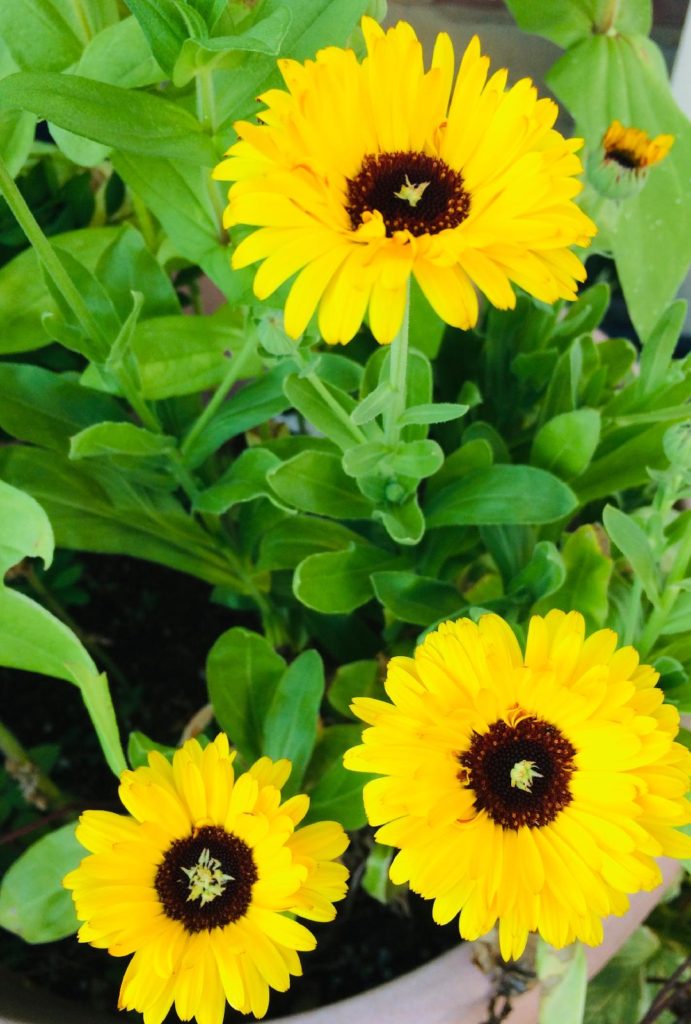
left=0, top=823, right=81, bottom=942
left=425, top=465, right=577, bottom=527
left=534, top=526, right=612, bottom=630
left=0, top=479, right=125, bottom=775
left=0, top=0, right=689, bottom=996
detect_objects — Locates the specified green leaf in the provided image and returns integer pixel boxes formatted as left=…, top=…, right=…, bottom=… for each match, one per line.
left=315, top=352, right=363, bottom=393
left=505, top=0, right=651, bottom=47
left=552, top=282, right=611, bottom=341
left=371, top=571, right=462, bottom=626
left=184, top=363, right=292, bottom=469
left=173, top=5, right=293, bottom=86
left=376, top=495, right=426, bottom=546
left=111, top=152, right=221, bottom=268
left=583, top=926, right=660, bottom=1024
left=426, top=438, right=493, bottom=498
left=388, top=440, right=444, bottom=478
left=284, top=374, right=371, bottom=451
left=294, top=544, right=396, bottom=614
left=0, top=446, right=237, bottom=586
left=127, top=731, right=176, bottom=769
left=95, top=227, right=179, bottom=322
left=0, top=107, right=34, bottom=178
left=124, top=0, right=189, bottom=75
left=45, top=247, right=121, bottom=360
left=547, top=33, right=691, bottom=338
left=639, top=301, right=687, bottom=396
left=304, top=725, right=369, bottom=830
left=351, top=380, right=392, bottom=425
left=69, top=422, right=175, bottom=461
left=531, top=409, right=601, bottom=479
left=603, top=505, right=659, bottom=605
left=328, top=660, right=383, bottom=720
left=0, top=823, right=81, bottom=942
left=426, top=465, right=577, bottom=528
left=263, top=650, right=324, bottom=796
left=195, top=448, right=289, bottom=514
left=0, top=364, right=126, bottom=453
left=257, top=516, right=360, bottom=571
left=0, top=480, right=126, bottom=775
left=361, top=843, right=395, bottom=904
left=74, top=16, right=165, bottom=90
left=537, top=940, right=588, bottom=1024
left=534, top=525, right=612, bottom=629
left=268, top=450, right=374, bottom=519
left=0, top=1, right=83, bottom=72
left=0, top=72, right=217, bottom=164
left=508, top=541, right=566, bottom=603
left=130, top=310, right=259, bottom=401
left=0, top=478, right=53, bottom=574
left=0, top=226, right=118, bottom=355
left=206, top=627, right=286, bottom=763
left=399, top=402, right=469, bottom=427
left=576, top=422, right=673, bottom=503
left=660, top=591, right=691, bottom=637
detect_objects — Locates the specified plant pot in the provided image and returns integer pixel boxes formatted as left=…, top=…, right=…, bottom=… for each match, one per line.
left=0, top=858, right=680, bottom=1024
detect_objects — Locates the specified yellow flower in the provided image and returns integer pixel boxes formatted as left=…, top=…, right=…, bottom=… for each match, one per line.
left=344, top=611, right=691, bottom=960
left=603, top=120, right=674, bottom=170
left=213, top=18, right=596, bottom=346
left=64, top=736, right=349, bottom=1023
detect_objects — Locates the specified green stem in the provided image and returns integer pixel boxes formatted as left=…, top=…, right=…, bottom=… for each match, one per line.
left=181, top=341, right=259, bottom=460
left=622, top=576, right=643, bottom=647
left=0, top=719, right=66, bottom=809
left=304, top=370, right=367, bottom=444
left=196, top=66, right=218, bottom=134
left=384, top=285, right=410, bottom=447
left=0, top=153, right=108, bottom=357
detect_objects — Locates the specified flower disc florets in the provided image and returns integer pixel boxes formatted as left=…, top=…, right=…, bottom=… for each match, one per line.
left=214, top=18, right=596, bottom=345
left=64, top=736, right=349, bottom=1023
left=344, top=611, right=691, bottom=961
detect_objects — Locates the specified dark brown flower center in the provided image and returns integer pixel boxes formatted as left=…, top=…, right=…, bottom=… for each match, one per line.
left=154, top=825, right=257, bottom=932
left=606, top=147, right=640, bottom=170
left=458, top=714, right=576, bottom=830
left=345, top=151, right=471, bottom=237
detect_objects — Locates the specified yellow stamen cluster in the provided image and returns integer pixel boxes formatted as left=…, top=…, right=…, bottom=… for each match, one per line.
left=182, top=847, right=233, bottom=906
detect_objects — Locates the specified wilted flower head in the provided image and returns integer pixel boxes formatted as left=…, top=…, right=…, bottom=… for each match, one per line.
left=345, top=611, right=691, bottom=960
left=65, top=736, right=349, bottom=1023
left=214, top=18, right=596, bottom=345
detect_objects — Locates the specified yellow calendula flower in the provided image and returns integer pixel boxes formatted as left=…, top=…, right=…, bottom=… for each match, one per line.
left=344, top=611, right=691, bottom=960
left=589, top=120, right=674, bottom=199
left=64, top=735, right=349, bottom=1023
left=603, top=120, right=674, bottom=171
left=213, top=18, right=596, bottom=346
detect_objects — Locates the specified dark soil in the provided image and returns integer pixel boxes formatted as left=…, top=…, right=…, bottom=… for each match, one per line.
left=0, top=553, right=461, bottom=1020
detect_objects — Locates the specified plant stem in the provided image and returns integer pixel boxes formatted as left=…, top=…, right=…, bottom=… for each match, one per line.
left=304, top=369, right=368, bottom=444
left=196, top=66, right=218, bottom=134
left=384, top=285, right=410, bottom=447
left=0, top=719, right=66, bottom=810
left=0, top=152, right=108, bottom=357
left=181, top=341, right=258, bottom=460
